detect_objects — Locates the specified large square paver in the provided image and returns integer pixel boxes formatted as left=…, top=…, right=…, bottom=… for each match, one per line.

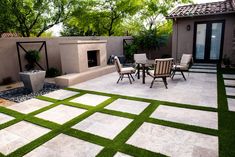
left=225, top=87, right=235, bottom=96
left=72, top=112, right=132, bottom=139
left=150, top=105, right=218, bottom=129
left=223, top=74, right=235, bottom=79
left=24, top=134, right=103, bottom=157
left=70, top=94, right=110, bottom=106
left=127, top=123, right=218, bottom=157
left=0, top=121, right=50, bottom=155
left=35, top=105, right=86, bottom=124
left=114, top=152, right=133, bottom=157
left=224, top=80, right=235, bottom=87
left=105, top=99, right=150, bottom=115
left=0, top=113, right=14, bottom=124
left=7, top=99, right=52, bottom=114
left=43, top=90, right=78, bottom=100
left=227, top=98, right=235, bottom=112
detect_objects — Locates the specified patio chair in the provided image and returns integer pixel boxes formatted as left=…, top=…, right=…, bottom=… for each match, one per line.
left=114, top=56, right=135, bottom=84
left=148, top=58, right=174, bottom=88
left=171, top=54, right=193, bottom=80
left=134, top=53, right=152, bottom=75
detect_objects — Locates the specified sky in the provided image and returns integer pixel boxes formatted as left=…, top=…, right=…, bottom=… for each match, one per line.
left=48, top=0, right=224, bottom=36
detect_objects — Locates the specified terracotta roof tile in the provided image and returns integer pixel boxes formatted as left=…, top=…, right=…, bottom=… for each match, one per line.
left=167, top=0, right=235, bottom=18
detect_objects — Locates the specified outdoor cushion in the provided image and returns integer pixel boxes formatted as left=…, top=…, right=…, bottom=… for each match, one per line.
left=173, top=65, right=188, bottom=71
left=180, top=54, right=192, bottom=67
left=121, top=67, right=135, bottom=74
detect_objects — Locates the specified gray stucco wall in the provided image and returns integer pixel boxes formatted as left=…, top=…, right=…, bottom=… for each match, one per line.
left=171, top=14, right=235, bottom=63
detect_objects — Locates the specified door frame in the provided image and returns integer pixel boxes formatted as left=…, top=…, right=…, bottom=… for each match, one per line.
left=193, top=20, right=225, bottom=63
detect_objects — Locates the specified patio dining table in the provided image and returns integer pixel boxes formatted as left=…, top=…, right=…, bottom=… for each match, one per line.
left=136, top=59, right=155, bottom=84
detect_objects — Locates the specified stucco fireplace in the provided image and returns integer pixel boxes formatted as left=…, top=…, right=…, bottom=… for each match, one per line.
left=59, top=40, right=107, bottom=74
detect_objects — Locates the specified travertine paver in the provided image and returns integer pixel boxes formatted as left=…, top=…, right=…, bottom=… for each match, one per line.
left=72, top=112, right=132, bottom=139
left=7, top=99, right=52, bottom=114
left=71, top=72, right=217, bottom=108
left=0, top=121, right=50, bottom=155
left=225, top=87, right=235, bottom=96
left=223, top=74, right=235, bottom=79
left=70, top=94, right=110, bottom=106
left=227, top=98, right=235, bottom=112
left=224, top=80, right=235, bottom=86
left=35, top=105, right=86, bottom=124
left=150, top=105, right=218, bottom=129
left=114, top=152, right=133, bottom=157
left=24, top=134, right=103, bottom=157
left=0, top=113, right=14, bottom=124
left=127, top=122, right=218, bottom=157
left=105, top=99, right=149, bottom=115
left=43, top=89, right=78, bottom=100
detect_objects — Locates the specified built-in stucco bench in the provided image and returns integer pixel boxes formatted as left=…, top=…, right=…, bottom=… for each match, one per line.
left=55, top=65, right=116, bottom=87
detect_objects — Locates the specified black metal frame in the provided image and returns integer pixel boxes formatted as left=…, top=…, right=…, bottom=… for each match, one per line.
left=16, top=41, right=49, bottom=72
left=193, top=20, right=225, bottom=63
left=117, top=73, right=135, bottom=84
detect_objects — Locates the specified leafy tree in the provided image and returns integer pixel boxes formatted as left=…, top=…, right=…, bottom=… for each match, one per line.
left=62, top=0, right=142, bottom=36
left=6, top=0, right=73, bottom=37
left=140, top=0, right=192, bottom=30
left=0, top=0, right=16, bottom=34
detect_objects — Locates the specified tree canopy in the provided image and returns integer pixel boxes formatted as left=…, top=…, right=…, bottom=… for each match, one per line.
left=0, top=0, right=192, bottom=37
left=0, top=0, right=73, bottom=37
left=61, top=0, right=192, bottom=36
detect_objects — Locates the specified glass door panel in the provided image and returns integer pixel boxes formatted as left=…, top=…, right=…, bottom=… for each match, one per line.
left=210, top=23, right=222, bottom=60
left=195, top=24, right=207, bottom=60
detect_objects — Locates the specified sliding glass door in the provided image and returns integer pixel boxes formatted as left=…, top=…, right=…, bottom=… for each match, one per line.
left=194, top=21, right=224, bottom=63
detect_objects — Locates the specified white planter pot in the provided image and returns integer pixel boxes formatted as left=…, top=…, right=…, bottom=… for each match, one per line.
left=19, top=70, right=46, bottom=92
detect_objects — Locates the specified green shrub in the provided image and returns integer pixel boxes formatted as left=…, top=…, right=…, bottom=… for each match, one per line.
left=124, top=44, right=138, bottom=62
left=25, top=50, right=41, bottom=70
left=46, top=67, right=60, bottom=78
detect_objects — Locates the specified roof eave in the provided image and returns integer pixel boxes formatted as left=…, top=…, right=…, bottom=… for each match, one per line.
left=166, top=11, right=235, bottom=19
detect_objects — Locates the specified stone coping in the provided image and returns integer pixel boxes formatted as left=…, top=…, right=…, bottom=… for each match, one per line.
left=59, top=40, right=107, bottom=45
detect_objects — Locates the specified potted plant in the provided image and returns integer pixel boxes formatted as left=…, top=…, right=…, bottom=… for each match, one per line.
left=19, top=50, right=46, bottom=92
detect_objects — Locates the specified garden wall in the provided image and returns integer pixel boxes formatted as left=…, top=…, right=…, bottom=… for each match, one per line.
left=0, top=36, right=132, bottom=82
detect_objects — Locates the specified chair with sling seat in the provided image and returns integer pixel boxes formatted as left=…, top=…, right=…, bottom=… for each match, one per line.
left=114, top=56, right=135, bottom=84
left=148, top=58, right=174, bottom=88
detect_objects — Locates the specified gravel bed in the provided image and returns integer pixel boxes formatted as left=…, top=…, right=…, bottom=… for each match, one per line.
left=0, top=83, right=60, bottom=103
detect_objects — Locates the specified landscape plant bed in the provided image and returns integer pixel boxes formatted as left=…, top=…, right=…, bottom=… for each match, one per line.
left=0, top=67, right=234, bottom=157
left=0, top=83, right=60, bottom=103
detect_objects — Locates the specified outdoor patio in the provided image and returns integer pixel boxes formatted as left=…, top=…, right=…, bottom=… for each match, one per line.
left=1, top=63, right=234, bottom=157
left=72, top=64, right=218, bottom=108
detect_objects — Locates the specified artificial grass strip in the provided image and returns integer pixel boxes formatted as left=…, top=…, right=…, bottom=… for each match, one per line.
left=218, top=67, right=235, bottom=157
left=118, top=144, right=167, bottom=157
left=0, top=152, right=4, bottom=157
left=161, top=101, right=217, bottom=112
left=147, top=118, right=218, bottom=136
left=63, top=128, right=112, bottom=147
left=100, top=109, right=137, bottom=119
left=0, top=106, right=25, bottom=118
left=96, top=148, right=117, bottom=157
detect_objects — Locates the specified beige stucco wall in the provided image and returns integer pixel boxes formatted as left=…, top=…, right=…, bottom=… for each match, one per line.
left=171, top=14, right=235, bottom=63
left=0, top=36, right=132, bottom=82
left=59, top=40, right=107, bottom=74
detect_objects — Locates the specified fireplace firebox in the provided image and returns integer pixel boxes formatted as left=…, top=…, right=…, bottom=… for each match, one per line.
left=87, top=50, right=100, bottom=68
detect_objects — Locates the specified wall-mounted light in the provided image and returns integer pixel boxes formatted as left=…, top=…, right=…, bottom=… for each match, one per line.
left=186, top=25, right=191, bottom=31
